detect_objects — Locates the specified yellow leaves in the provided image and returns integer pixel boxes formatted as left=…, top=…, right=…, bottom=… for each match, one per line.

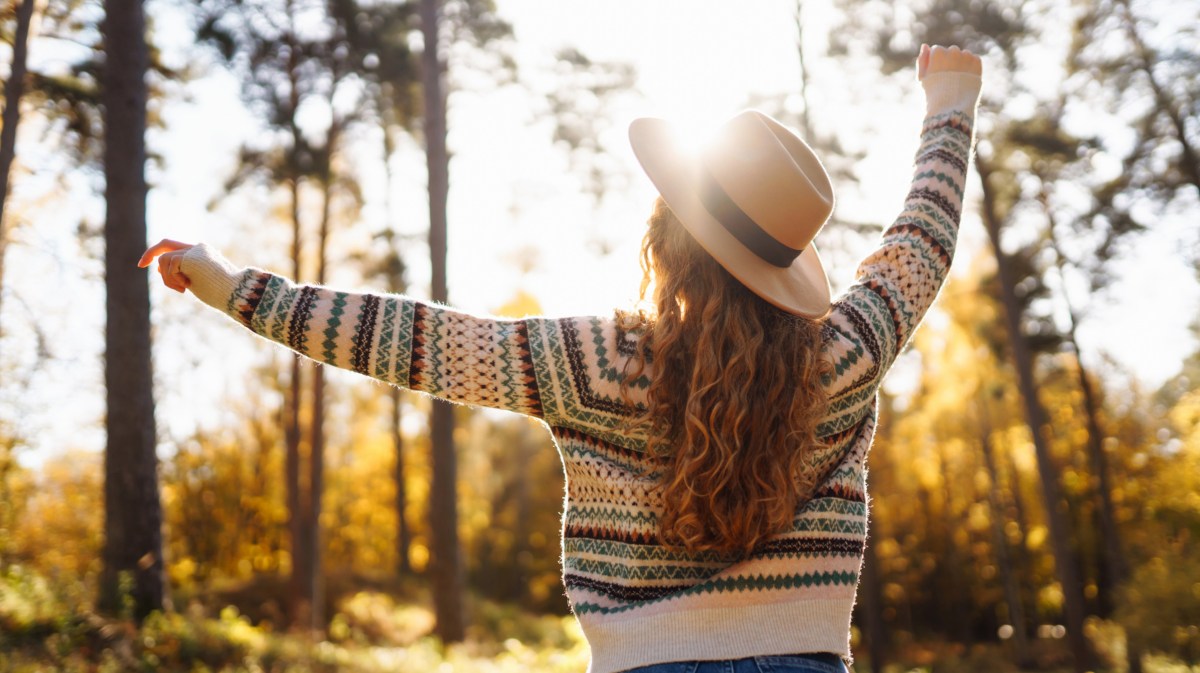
left=883, top=582, right=907, bottom=602
left=1004, top=520, right=1023, bottom=545
left=1170, top=390, right=1200, bottom=446
left=167, top=556, right=198, bottom=588
left=219, top=605, right=268, bottom=650
left=411, top=543, right=430, bottom=572
left=967, top=502, right=991, bottom=532
left=11, top=449, right=103, bottom=582
left=875, top=537, right=901, bottom=560
left=1116, top=543, right=1200, bottom=660
left=1061, top=468, right=1083, bottom=493
left=494, top=290, right=545, bottom=319
left=1038, top=581, right=1064, bottom=612
left=1025, top=524, right=1048, bottom=551
left=973, top=467, right=991, bottom=493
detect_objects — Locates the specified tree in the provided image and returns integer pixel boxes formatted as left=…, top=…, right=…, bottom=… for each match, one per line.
left=1109, top=0, right=1200, bottom=196
left=1, top=0, right=118, bottom=357
left=829, top=1, right=1106, bottom=666
left=194, top=0, right=316, bottom=622
left=99, top=0, right=164, bottom=620
left=419, top=0, right=463, bottom=643
left=193, top=0, right=366, bottom=628
left=976, top=150, right=1092, bottom=671
left=976, top=385, right=1032, bottom=666
left=0, top=0, right=36, bottom=344
left=350, top=230, right=413, bottom=576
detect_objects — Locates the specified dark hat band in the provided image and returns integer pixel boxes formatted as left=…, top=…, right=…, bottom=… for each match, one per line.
left=699, top=166, right=804, bottom=269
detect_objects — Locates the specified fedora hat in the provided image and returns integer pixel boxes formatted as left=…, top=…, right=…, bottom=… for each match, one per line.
left=629, top=110, right=834, bottom=318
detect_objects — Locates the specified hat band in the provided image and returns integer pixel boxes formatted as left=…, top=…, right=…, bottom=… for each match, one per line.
left=699, top=167, right=804, bottom=269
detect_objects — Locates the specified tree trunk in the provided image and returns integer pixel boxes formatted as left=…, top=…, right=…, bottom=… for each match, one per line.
left=379, top=111, right=411, bottom=580
left=421, top=0, right=465, bottom=643
left=392, top=386, right=411, bottom=576
left=977, top=154, right=1094, bottom=673
left=305, top=118, right=338, bottom=633
left=1044, top=204, right=1140, bottom=672
left=513, top=434, right=532, bottom=606
left=977, top=392, right=1033, bottom=667
left=100, top=0, right=165, bottom=620
left=1044, top=201, right=1127, bottom=612
left=0, top=0, right=36, bottom=358
left=937, top=450, right=972, bottom=644
left=1003, top=433, right=1037, bottom=646
left=282, top=21, right=311, bottom=630
left=860, top=531, right=886, bottom=673
left=859, top=393, right=893, bottom=673
left=307, top=329, right=325, bottom=633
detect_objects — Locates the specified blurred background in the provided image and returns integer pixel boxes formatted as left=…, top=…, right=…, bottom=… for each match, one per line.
left=0, top=0, right=1197, bottom=671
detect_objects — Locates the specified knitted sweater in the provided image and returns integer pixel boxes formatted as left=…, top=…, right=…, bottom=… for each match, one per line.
left=180, top=71, right=981, bottom=673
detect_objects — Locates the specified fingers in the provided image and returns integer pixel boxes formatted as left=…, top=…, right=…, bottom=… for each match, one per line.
left=138, top=238, right=194, bottom=268
left=156, top=250, right=192, bottom=293
left=917, top=43, right=931, bottom=80
left=922, top=44, right=983, bottom=77
left=139, top=239, right=195, bottom=294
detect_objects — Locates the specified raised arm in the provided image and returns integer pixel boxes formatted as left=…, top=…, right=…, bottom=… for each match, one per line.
left=142, top=241, right=554, bottom=419
left=824, top=45, right=983, bottom=400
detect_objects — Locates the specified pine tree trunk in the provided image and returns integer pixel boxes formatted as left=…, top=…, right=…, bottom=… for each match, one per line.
left=393, top=386, right=411, bottom=576
left=308, top=356, right=325, bottom=633
left=977, top=154, right=1094, bottom=673
left=378, top=99, right=411, bottom=580
left=305, top=119, right=337, bottom=633
left=859, top=393, right=894, bottom=673
left=285, top=178, right=309, bottom=628
left=938, top=450, right=972, bottom=644
left=860, top=532, right=886, bottom=673
left=0, top=0, right=36, bottom=364
left=977, top=393, right=1033, bottom=667
left=421, top=0, right=465, bottom=643
left=100, top=0, right=165, bottom=620
left=514, top=435, right=532, bottom=606
left=282, top=21, right=311, bottom=629
left=1003, top=435, right=1037, bottom=648
left=1044, top=210, right=1140, bottom=672
left=1044, top=209, right=1128, bottom=614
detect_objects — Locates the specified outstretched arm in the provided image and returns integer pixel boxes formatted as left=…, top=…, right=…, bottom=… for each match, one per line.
left=139, top=241, right=552, bottom=419
left=824, top=45, right=983, bottom=399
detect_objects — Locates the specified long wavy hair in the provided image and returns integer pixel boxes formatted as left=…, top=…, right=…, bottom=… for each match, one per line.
left=621, top=197, right=833, bottom=556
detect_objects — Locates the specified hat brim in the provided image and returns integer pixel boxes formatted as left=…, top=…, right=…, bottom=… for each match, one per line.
left=629, top=117, right=832, bottom=319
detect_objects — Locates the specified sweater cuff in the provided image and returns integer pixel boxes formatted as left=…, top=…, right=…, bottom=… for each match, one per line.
left=180, top=243, right=246, bottom=313
left=922, top=71, right=982, bottom=118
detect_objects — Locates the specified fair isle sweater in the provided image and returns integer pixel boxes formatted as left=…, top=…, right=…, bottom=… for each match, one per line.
left=180, top=71, right=981, bottom=673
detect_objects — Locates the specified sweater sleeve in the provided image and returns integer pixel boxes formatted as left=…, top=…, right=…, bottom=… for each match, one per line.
left=823, top=71, right=981, bottom=401
left=179, top=244, right=552, bottom=419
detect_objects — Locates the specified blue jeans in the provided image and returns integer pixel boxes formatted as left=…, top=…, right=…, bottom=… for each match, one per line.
left=621, top=652, right=848, bottom=673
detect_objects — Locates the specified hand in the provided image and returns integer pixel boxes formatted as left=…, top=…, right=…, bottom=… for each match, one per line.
left=138, top=239, right=196, bottom=293
left=917, top=43, right=982, bottom=80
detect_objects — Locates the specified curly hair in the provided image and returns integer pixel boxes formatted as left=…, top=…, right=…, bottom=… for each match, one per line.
left=621, top=197, right=833, bottom=556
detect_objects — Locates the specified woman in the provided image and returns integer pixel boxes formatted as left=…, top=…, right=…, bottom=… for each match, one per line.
left=141, top=44, right=982, bottom=673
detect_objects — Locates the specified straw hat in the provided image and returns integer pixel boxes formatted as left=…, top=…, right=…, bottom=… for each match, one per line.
left=629, top=110, right=834, bottom=318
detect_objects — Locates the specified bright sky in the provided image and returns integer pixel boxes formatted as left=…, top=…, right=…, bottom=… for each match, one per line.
left=1, top=0, right=1196, bottom=467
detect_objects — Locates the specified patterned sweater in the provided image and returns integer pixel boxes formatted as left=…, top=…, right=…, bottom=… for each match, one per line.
left=180, top=71, right=981, bottom=673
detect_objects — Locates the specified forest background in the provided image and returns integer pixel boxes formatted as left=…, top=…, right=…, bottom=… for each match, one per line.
left=0, top=0, right=1198, bottom=671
